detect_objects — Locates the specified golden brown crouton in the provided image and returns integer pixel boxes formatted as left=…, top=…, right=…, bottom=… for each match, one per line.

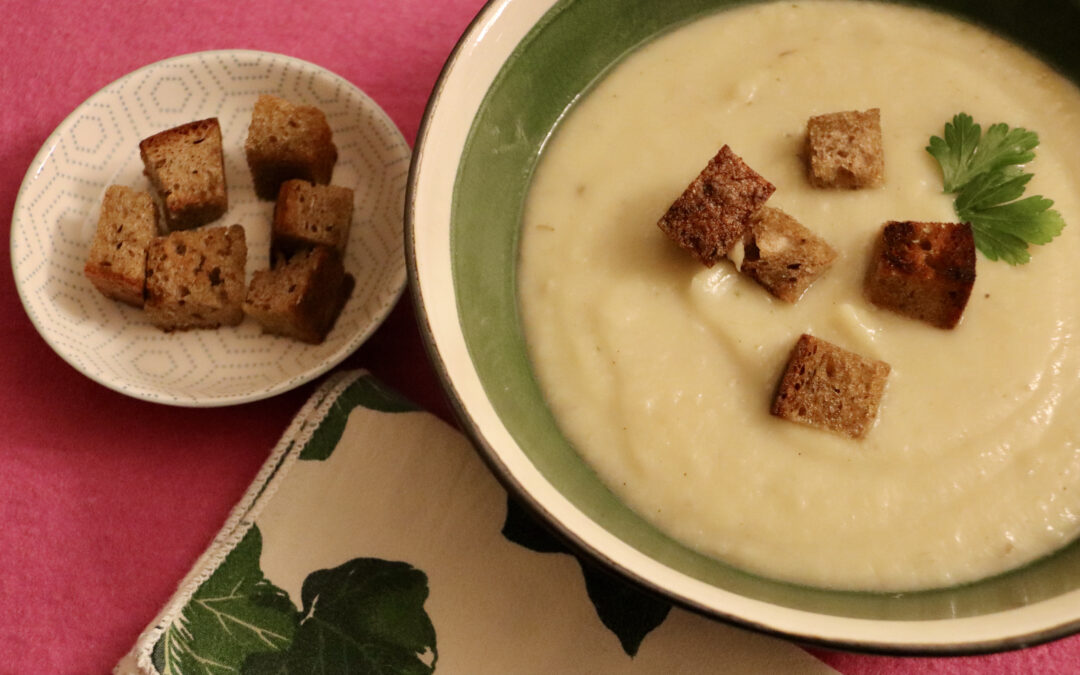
left=139, top=118, right=228, bottom=230
left=145, top=225, right=247, bottom=331
left=272, top=180, right=354, bottom=256
left=657, top=145, right=775, bottom=266
left=772, top=334, right=890, bottom=439
left=245, top=95, right=337, bottom=200
left=807, top=109, right=884, bottom=189
left=244, top=246, right=354, bottom=344
left=864, top=221, right=976, bottom=329
left=733, top=206, right=837, bottom=302
left=83, top=186, right=159, bottom=306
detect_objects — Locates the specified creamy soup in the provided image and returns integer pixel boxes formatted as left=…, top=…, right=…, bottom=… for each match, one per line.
left=518, top=0, right=1080, bottom=591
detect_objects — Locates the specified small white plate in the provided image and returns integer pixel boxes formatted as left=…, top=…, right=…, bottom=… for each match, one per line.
left=11, top=50, right=411, bottom=406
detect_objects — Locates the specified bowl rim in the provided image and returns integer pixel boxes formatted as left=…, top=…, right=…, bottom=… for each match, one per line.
left=405, top=0, right=1080, bottom=654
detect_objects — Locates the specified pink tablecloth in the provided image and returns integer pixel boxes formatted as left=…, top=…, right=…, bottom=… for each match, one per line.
left=1, top=1, right=1077, bottom=673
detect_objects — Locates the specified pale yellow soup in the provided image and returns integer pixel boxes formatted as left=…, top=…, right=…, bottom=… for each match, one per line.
left=518, top=0, right=1080, bottom=591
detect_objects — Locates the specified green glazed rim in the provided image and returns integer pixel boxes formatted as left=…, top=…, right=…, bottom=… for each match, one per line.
left=408, top=0, right=1080, bottom=653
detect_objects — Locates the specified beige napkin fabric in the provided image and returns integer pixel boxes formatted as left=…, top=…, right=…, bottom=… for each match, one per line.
left=116, top=370, right=837, bottom=675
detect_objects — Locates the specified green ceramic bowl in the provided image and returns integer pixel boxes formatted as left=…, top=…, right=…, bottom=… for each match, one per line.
left=407, top=0, right=1080, bottom=653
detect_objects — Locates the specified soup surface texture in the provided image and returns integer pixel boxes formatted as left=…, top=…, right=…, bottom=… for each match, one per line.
left=517, top=0, right=1080, bottom=591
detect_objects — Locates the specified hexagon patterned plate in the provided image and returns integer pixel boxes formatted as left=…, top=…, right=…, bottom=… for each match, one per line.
left=11, top=51, right=411, bottom=406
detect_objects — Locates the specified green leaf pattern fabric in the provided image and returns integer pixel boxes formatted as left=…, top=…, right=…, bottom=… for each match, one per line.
left=243, top=559, right=437, bottom=674
left=501, top=496, right=671, bottom=656
left=151, top=525, right=435, bottom=675
left=299, top=374, right=418, bottom=461
left=119, top=371, right=836, bottom=675
left=151, top=527, right=296, bottom=675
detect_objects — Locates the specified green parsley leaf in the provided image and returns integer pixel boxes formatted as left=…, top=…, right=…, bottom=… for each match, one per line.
left=960, top=195, right=1065, bottom=246
left=926, top=113, right=982, bottom=192
left=953, top=168, right=1030, bottom=213
left=926, top=113, right=1066, bottom=265
left=926, top=113, right=1039, bottom=192
left=967, top=225, right=1031, bottom=265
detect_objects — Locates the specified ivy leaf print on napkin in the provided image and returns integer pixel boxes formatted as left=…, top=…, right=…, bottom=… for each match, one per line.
left=242, top=558, right=438, bottom=675
left=501, top=497, right=671, bottom=657
left=300, top=376, right=419, bottom=461
left=152, top=524, right=436, bottom=675
left=152, top=526, right=297, bottom=674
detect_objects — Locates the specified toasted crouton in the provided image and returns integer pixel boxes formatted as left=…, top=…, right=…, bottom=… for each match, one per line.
left=244, top=246, right=354, bottom=344
left=144, top=225, right=247, bottom=331
left=731, top=206, right=837, bottom=302
left=657, top=145, right=775, bottom=266
left=272, top=180, right=354, bottom=256
left=807, top=108, right=884, bottom=189
left=245, top=95, right=337, bottom=200
left=139, top=118, right=228, bottom=230
left=864, top=221, right=976, bottom=329
left=772, top=334, right=890, bottom=439
left=84, top=186, right=159, bottom=307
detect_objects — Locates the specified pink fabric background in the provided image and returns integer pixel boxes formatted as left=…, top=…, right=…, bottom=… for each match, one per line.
left=1, top=1, right=1077, bottom=673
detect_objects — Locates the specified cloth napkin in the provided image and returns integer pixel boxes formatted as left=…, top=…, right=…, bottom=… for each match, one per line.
left=114, top=370, right=835, bottom=675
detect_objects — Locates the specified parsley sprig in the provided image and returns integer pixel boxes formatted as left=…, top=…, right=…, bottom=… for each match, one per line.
left=926, top=113, right=1065, bottom=265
